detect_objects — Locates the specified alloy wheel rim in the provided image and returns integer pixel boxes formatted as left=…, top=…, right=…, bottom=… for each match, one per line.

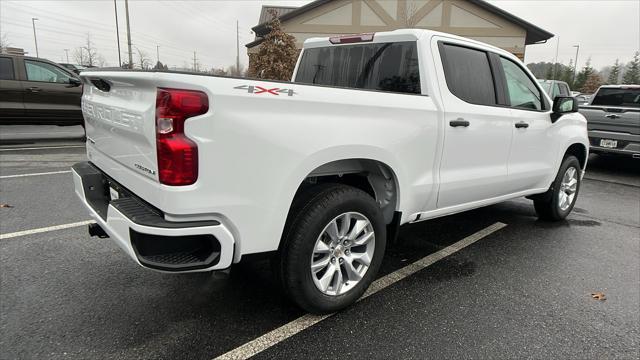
left=310, top=212, right=375, bottom=296
left=558, top=166, right=578, bottom=211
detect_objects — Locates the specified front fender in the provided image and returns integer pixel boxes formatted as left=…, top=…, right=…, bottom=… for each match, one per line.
left=549, top=112, right=589, bottom=181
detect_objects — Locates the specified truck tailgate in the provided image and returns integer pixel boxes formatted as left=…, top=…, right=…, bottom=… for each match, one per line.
left=81, top=72, right=159, bottom=182
left=581, top=106, right=640, bottom=135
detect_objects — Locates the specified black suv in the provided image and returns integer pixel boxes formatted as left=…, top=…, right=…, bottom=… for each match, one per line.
left=0, top=54, right=84, bottom=126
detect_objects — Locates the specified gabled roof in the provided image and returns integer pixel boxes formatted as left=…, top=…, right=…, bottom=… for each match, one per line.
left=248, top=0, right=553, bottom=48
left=257, top=5, right=298, bottom=25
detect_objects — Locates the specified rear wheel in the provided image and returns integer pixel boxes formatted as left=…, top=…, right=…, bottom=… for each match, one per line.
left=534, top=155, right=581, bottom=221
left=275, top=184, right=386, bottom=314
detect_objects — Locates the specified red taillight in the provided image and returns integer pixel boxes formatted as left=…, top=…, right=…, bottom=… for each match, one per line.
left=155, top=88, right=209, bottom=186
left=329, top=33, right=374, bottom=44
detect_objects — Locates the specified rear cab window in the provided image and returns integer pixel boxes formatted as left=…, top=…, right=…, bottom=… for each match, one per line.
left=439, top=43, right=496, bottom=106
left=294, top=41, right=421, bottom=95
left=0, top=57, right=15, bottom=80
left=591, top=88, right=640, bottom=107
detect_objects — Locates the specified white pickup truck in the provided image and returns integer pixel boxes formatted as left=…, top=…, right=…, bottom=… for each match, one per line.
left=73, top=29, right=588, bottom=313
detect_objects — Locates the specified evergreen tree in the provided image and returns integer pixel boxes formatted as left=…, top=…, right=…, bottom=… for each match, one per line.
left=607, top=59, right=621, bottom=84
left=622, top=51, right=639, bottom=84
left=574, top=58, right=594, bottom=91
left=561, top=59, right=575, bottom=88
left=545, top=65, right=554, bottom=80
left=247, top=10, right=298, bottom=81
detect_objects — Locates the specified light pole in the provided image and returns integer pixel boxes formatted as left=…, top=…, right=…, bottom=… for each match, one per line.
left=552, top=36, right=560, bottom=80
left=156, top=45, right=160, bottom=65
left=64, top=48, right=69, bottom=63
left=124, top=0, right=133, bottom=69
left=31, top=18, right=39, bottom=58
left=572, top=45, right=580, bottom=85
left=114, top=0, right=122, bottom=67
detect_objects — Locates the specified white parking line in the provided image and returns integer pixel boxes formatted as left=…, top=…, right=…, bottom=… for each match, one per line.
left=0, top=220, right=94, bottom=240
left=0, top=145, right=85, bottom=151
left=215, top=222, right=507, bottom=360
left=0, top=170, right=72, bottom=179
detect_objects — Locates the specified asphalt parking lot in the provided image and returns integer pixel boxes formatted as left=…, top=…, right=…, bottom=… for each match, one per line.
left=1, top=125, right=638, bottom=359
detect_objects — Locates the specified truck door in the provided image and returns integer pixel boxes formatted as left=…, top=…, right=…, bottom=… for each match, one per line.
left=433, top=41, right=514, bottom=208
left=497, top=57, right=557, bottom=192
left=22, top=59, right=82, bottom=124
left=0, top=56, right=25, bottom=120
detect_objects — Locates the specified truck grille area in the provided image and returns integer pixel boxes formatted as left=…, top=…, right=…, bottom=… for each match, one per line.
left=130, top=230, right=221, bottom=271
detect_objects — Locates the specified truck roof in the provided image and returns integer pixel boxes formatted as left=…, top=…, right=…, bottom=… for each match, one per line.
left=597, top=84, right=640, bottom=89
left=302, top=29, right=515, bottom=60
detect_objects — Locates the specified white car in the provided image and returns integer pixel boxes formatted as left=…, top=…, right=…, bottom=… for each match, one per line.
left=73, top=29, right=588, bottom=313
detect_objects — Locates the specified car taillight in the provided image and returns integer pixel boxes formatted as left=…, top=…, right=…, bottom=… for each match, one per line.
left=155, top=88, right=209, bottom=186
left=329, top=33, right=374, bottom=44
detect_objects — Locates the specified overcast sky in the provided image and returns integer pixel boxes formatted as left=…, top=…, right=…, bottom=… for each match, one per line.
left=1, top=0, right=638, bottom=71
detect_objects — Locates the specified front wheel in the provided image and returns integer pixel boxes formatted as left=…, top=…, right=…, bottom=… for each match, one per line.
left=534, top=155, right=581, bottom=221
left=275, top=184, right=386, bottom=314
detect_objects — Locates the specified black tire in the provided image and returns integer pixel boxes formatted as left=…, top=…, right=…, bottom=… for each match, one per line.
left=274, top=183, right=386, bottom=314
left=534, top=155, right=581, bottom=221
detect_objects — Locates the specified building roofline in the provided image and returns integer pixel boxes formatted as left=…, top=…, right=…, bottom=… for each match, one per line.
left=466, top=0, right=553, bottom=44
left=248, top=0, right=553, bottom=48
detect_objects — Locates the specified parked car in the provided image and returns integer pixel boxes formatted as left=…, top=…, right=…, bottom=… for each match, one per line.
left=72, top=29, right=588, bottom=313
left=579, top=85, right=640, bottom=158
left=59, top=63, right=90, bottom=75
left=0, top=54, right=84, bottom=125
left=538, top=79, right=572, bottom=99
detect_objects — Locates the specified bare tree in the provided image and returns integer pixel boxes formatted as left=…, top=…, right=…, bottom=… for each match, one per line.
left=226, top=63, right=245, bottom=77
left=73, top=47, right=88, bottom=65
left=399, top=2, right=420, bottom=27
left=73, top=33, right=105, bottom=66
left=135, top=47, right=151, bottom=69
left=210, top=67, right=228, bottom=76
left=0, top=33, right=9, bottom=53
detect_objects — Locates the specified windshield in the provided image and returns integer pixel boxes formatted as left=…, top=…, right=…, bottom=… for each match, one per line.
left=591, top=88, right=640, bottom=107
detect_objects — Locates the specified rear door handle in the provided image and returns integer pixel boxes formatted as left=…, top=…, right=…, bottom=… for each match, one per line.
left=515, top=121, right=529, bottom=129
left=26, top=87, right=41, bottom=93
left=449, top=119, right=470, bottom=127
left=605, top=114, right=620, bottom=119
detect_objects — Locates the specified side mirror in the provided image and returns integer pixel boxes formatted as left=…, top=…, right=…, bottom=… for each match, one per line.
left=67, top=77, right=82, bottom=87
left=551, top=96, right=578, bottom=123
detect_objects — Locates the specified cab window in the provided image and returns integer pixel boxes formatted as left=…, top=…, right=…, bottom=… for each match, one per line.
left=0, top=57, right=14, bottom=80
left=295, top=41, right=421, bottom=94
left=500, top=57, right=543, bottom=110
left=440, top=43, right=496, bottom=106
left=554, top=82, right=570, bottom=97
left=24, top=60, right=73, bottom=83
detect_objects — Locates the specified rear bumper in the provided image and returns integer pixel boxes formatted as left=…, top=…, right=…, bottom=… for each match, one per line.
left=72, top=162, right=235, bottom=273
left=588, top=130, right=640, bottom=156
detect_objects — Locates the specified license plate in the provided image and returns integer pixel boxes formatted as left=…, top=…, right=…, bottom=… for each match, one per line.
left=109, top=187, right=120, bottom=200
left=599, top=139, right=617, bottom=148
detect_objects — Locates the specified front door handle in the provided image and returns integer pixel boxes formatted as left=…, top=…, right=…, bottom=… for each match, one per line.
left=605, top=114, right=620, bottom=119
left=26, top=87, right=41, bottom=93
left=449, top=119, right=470, bottom=127
left=515, top=121, right=529, bottom=129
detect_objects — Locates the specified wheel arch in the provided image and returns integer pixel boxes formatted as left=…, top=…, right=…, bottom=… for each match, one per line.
left=564, top=142, right=588, bottom=170
left=296, top=158, right=401, bottom=225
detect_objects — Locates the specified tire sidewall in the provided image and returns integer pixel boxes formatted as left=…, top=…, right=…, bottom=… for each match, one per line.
left=285, top=187, right=386, bottom=313
left=550, top=156, right=581, bottom=219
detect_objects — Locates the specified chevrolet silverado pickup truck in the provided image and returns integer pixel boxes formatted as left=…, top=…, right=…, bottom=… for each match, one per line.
left=579, top=85, right=640, bottom=158
left=72, top=29, right=589, bottom=313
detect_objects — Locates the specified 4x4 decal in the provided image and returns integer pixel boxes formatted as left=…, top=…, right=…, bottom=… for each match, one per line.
left=234, top=85, right=296, bottom=96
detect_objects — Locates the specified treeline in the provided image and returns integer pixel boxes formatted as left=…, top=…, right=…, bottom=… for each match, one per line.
left=526, top=51, right=639, bottom=94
